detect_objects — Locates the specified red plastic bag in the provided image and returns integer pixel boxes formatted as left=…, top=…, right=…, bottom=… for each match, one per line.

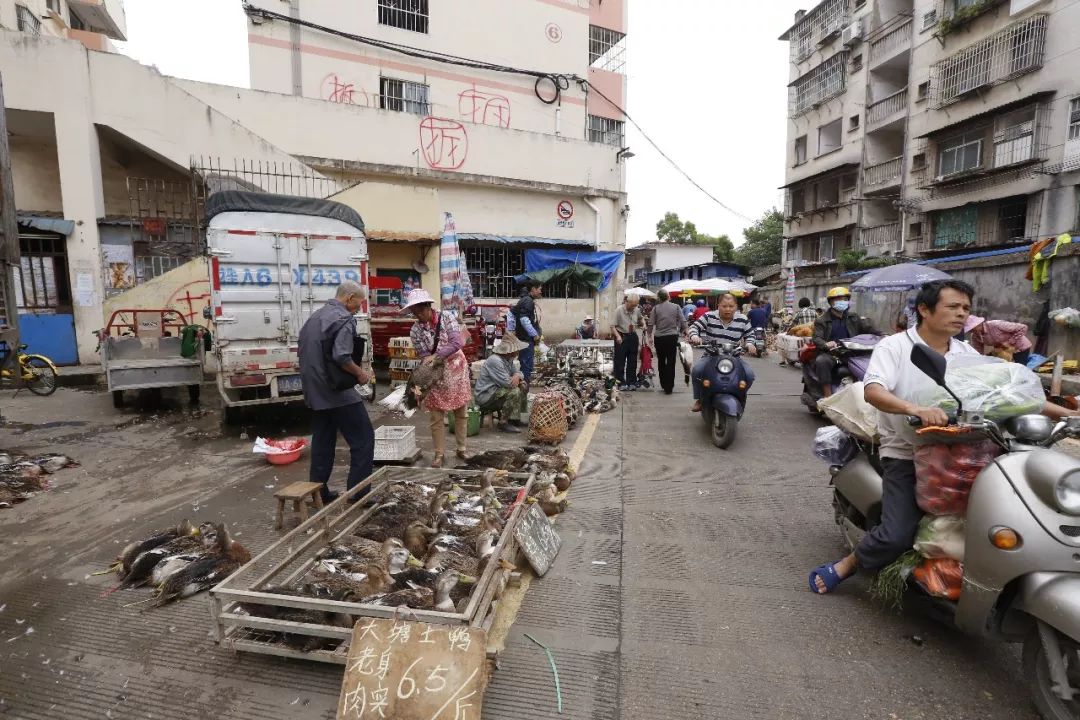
left=912, top=557, right=963, bottom=600
left=914, top=440, right=1001, bottom=515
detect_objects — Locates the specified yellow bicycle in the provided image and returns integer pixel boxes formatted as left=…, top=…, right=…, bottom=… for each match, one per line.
left=0, top=343, right=59, bottom=396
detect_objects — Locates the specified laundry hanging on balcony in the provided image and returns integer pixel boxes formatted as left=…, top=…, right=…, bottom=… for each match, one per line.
left=514, top=249, right=624, bottom=291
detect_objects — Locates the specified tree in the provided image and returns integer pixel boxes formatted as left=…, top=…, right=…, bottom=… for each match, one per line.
left=654, top=212, right=734, bottom=262
left=735, top=209, right=784, bottom=268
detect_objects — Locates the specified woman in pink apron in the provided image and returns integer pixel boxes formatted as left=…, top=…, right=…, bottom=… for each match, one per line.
left=403, top=290, right=472, bottom=467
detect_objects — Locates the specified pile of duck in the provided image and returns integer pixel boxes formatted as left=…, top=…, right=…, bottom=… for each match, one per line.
left=104, top=520, right=251, bottom=607
left=459, top=446, right=574, bottom=515
left=0, top=451, right=77, bottom=508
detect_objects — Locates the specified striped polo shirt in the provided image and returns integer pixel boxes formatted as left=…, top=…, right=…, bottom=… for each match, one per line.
left=688, top=311, right=752, bottom=344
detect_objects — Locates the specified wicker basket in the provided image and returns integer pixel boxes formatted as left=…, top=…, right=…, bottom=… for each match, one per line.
left=529, top=391, right=568, bottom=445
left=554, top=382, right=583, bottom=428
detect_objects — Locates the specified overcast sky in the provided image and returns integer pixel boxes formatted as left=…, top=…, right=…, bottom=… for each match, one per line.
left=116, top=0, right=807, bottom=248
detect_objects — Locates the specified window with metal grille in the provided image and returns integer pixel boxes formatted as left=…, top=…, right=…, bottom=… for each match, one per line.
left=463, top=246, right=591, bottom=299
left=1068, top=98, right=1080, bottom=141
left=379, top=77, right=430, bottom=115
left=16, top=5, right=41, bottom=35
left=378, top=0, right=428, bottom=33
left=818, top=235, right=835, bottom=261
left=787, top=0, right=847, bottom=63
left=850, top=54, right=863, bottom=73
left=794, top=136, right=808, bottom=166
left=587, top=115, right=625, bottom=147
left=136, top=255, right=184, bottom=283
left=16, top=235, right=69, bottom=310
left=589, top=25, right=626, bottom=73
left=998, top=199, right=1028, bottom=240
left=992, top=107, right=1036, bottom=167
left=938, top=131, right=983, bottom=177
left=923, top=9, right=938, bottom=29
left=789, top=52, right=847, bottom=117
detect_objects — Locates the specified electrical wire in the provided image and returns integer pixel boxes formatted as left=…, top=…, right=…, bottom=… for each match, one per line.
left=241, top=2, right=759, bottom=224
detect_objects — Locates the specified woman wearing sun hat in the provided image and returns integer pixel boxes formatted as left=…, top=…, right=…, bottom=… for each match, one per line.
left=402, top=289, right=472, bottom=467
left=964, top=314, right=1033, bottom=366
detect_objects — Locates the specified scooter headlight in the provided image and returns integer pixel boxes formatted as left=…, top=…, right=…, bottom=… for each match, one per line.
left=1054, top=469, right=1080, bottom=515
left=717, top=359, right=735, bottom=375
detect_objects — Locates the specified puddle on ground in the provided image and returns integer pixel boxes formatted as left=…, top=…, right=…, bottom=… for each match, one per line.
left=0, top=420, right=90, bottom=434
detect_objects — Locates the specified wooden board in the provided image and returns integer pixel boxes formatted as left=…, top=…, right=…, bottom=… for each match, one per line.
left=513, top=503, right=562, bottom=577
left=337, top=618, right=488, bottom=720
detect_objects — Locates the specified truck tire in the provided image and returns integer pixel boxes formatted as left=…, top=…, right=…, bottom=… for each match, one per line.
left=223, top=405, right=243, bottom=425
left=188, top=384, right=201, bottom=404
left=112, top=390, right=125, bottom=408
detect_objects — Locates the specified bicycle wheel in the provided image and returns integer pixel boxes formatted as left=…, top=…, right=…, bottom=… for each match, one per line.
left=22, top=355, right=58, bottom=396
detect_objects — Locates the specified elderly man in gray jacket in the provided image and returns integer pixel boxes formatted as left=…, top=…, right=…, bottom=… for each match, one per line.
left=474, top=335, right=528, bottom=434
left=650, top=289, right=687, bottom=394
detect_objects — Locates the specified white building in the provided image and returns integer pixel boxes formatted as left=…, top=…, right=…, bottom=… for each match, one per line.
left=779, top=0, right=1080, bottom=274
left=624, top=243, right=715, bottom=283
left=1, top=0, right=629, bottom=364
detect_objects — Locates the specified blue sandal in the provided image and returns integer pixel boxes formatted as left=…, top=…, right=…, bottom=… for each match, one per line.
left=808, top=562, right=854, bottom=594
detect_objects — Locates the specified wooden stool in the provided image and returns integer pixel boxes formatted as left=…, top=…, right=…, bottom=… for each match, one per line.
left=274, top=481, right=324, bottom=529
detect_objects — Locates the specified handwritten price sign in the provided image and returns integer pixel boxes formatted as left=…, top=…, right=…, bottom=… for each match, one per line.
left=337, top=618, right=488, bottom=720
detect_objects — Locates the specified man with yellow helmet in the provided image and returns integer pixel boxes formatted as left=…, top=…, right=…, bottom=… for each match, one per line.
left=810, top=286, right=879, bottom=399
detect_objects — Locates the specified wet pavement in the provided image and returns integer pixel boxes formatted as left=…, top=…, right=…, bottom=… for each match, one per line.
left=0, top=361, right=1055, bottom=719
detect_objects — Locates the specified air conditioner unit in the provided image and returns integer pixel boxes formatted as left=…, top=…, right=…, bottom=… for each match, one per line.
left=842, top=19, right=864, bottom=46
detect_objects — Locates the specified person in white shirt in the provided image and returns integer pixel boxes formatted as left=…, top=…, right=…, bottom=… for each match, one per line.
left=809, top=280, right=1077, bottom=594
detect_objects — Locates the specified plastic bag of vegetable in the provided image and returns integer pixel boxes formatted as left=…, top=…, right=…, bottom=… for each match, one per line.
left=818, top=381, right=879, bottom=443
left=914, top=439, right=1001, bottom=515
left=813, top=425, right=857, bottom=466
left=913, top=515, right=965, bottom=561
left=916, top=356, right=1045, bottom=421
left=912, top=557, right=963, bottom=601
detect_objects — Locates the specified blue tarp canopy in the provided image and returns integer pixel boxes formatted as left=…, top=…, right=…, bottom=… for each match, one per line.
left=515, top=249, right=624, bottom=291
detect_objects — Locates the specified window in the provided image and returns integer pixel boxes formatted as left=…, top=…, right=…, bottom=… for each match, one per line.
left=589, top=25, right=626, bottom=74
left=379, top=77, right=430, bottom=115
left=993, top=108, right=1035, bottom=167
left=909, top=221, right=924, bottom=239
left=16, top=235, right=69, bottom=310
left=136, top=256, right=184, bottom=283
left=794, top=135, right=808, bottom=166
left=587, top=115, right=625, bottom=146
left=15, top=5, right=40, bottom=35
left=932, top=206, right=978, bottom=248
left=69, top=11, right=86, bottom=30
left=790, top=187, right=806, bottom=215
left=818, top=235, right=836, bottom=261
left=464, top=246, right=591, bottom=299
left=1068, top=98, right=1080, bottom=141
left=45, top=0, right=60, bottom=14
left=917, top=82, right=929, bottom=101
left=817, top=177, right=840, bottom=207
left=998, top=199, right=1028, bottom=241
left=849, top=114, right=860, bottom=131
left=378, top=0, right=428, bottom=33
left=789, top=52, right=847, bottom=117
left=938, top=131, right=983, bottom=177
left=923, top=9, right=938, bottom=29
left=854, top=0, right=866, bottom=7
left=912, top=152, right=928, bottom=170
left=818, top=118, right=842, bottom=155
left=850, top=54, right=863, bottom=73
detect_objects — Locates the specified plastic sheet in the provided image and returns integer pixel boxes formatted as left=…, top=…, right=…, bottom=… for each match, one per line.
left=917, top=357, right=1045, bottom=421
left=813, top=425, right=858, bottom=466
left=818, top=382, right=880, bottom=443
left=913, top=515, right=965, bottom=561
left=912, top=557, right=963, bottom=600
left=914, top=440, right=1001, bottom=515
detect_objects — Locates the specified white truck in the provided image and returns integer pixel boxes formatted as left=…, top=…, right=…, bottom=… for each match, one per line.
left=204, top=191, right=374, bottom=422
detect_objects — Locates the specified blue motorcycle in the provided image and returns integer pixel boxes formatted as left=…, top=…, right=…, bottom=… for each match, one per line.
left=698, top=341, right=753, bottom=449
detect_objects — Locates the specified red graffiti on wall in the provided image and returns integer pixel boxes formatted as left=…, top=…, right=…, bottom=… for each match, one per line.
left=458, top=88, right=511, bottom=129
left=419, top=117, right=469, bottom=170
left=166, top=280, right=211, bottom=324
left=321, top=73, right=370, bottom=106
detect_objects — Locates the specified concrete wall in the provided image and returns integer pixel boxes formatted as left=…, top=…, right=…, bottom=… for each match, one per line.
left=9, top=136, right=62, bottom=212
left=102, top=257, right=210, bottom=327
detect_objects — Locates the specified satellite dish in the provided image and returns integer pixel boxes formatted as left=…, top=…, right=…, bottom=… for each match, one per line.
left=412, top=259, right=429, bottom=274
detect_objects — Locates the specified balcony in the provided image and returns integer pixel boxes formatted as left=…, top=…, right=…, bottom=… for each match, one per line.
left=860, top=223, right=901, bottom=249
left=930, top=14, right=1046, bottom=109
left=789, top=53, right=848, bottom=118
left=869, top=18, right=912, bottom=67
left=68, top=0, right=126, bottom=40
left=782, top=0, right=849, bottom=64
left=867, top=88, right=907, bottom=128
left=863, top=156, right=903, bottom=193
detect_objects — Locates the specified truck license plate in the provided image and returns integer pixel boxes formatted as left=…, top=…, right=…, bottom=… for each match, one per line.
left=278, top=375, right=303, bottom=394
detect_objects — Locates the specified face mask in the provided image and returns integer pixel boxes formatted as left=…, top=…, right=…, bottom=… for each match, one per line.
left=832, top=300, right=850, bottom=312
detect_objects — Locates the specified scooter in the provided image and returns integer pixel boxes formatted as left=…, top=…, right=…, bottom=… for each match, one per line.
left=749, top=327, right=768, bottom=358
left=800, top=334, right=882, bottom=414
left=697, top=340, right=753, bottom=449
left=830, top=343, right=1080, bottom=720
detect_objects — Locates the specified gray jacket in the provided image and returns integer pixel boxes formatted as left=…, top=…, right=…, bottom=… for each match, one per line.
left=651, top=300, right=687, bottom=337
left=298, top=299, right=361, bottom=411
left=474, top=354, right=517, bottom=407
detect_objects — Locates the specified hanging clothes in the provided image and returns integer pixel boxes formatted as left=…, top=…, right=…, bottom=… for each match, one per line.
left=1031, top=233, right=1073, bottom=292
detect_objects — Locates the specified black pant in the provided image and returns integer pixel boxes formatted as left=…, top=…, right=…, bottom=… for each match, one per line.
left=309, top=402, right=375, bottom=502
left=855, top=458, right=921, bottom=571
left=655, top=335, right=679, bottom=393
left=812, top=352, right=838, bottom=390
left=614, top=331, right=639, bottom=385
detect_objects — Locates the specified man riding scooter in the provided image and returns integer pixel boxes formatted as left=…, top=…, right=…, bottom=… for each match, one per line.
left=688, top=293, right=754, bottom=413
left=809, top=279, right=1078, bottom=594
left=810, top=286, right=879, bottom=400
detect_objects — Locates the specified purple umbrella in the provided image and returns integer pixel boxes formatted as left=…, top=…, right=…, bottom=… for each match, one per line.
left=850, top=263, right=952, bottom=293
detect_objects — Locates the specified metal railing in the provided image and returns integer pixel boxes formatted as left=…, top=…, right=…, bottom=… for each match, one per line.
left=869, top=17, right=912, bottom=64
left=861, top=223, right=901, bottom=248
left=863, top=156, right=903, bottom=188
left=931, top=14, right=1047, bottom=109
left=788, top=0, right=849, bottom=63
left=867, top=88, right=908, bottom=125
left=789, top=52, right=848, bottom=118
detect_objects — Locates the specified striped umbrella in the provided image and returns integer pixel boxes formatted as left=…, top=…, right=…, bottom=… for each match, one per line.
left=439, top=212, right=466, bottom=316
left=784, top=266, right=796, bottom=310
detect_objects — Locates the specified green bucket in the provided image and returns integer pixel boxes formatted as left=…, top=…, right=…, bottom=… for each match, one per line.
left=448, top=407, right=482, bottom=437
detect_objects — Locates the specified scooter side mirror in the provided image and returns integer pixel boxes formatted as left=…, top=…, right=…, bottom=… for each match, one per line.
left=910, top=344, right=947, bottom=386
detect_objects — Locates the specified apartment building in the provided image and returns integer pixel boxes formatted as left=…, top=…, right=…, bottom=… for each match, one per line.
left=779, top=0, right=1080, bottom=272
left=1, top=0, right=628, bottom=364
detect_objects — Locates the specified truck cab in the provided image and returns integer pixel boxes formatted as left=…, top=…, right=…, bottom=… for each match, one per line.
left=204, top=191, right=373, bottom=419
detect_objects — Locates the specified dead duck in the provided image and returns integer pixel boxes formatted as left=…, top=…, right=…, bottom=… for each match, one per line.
left=309, top=548, right=406, bottom=601
left=460, top=448, right=528, bottom=471
left=375, top=570, right=476, bottom=612
left=113, top=519, right=197, bottom=577
left=115, top=523, right=204, bottom=590
left=153, top=524, right=251, bottom=606
left=318, top=537, right=404, bottom=565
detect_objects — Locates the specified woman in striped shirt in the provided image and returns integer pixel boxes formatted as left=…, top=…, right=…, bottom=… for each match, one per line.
left=687, top=293, right=756, bottom=413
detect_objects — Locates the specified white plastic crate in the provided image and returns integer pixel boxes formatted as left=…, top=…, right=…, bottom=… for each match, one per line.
left=374, top=426, right=417, bottom=461
left=775, top=333, right=810, bottom=364
left=389, top=337, right=413, bottom=348
left=390, top=357, right=420, bottom=371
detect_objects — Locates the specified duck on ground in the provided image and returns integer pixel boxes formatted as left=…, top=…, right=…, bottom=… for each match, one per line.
left=153, top=524, right=251, bottom=606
